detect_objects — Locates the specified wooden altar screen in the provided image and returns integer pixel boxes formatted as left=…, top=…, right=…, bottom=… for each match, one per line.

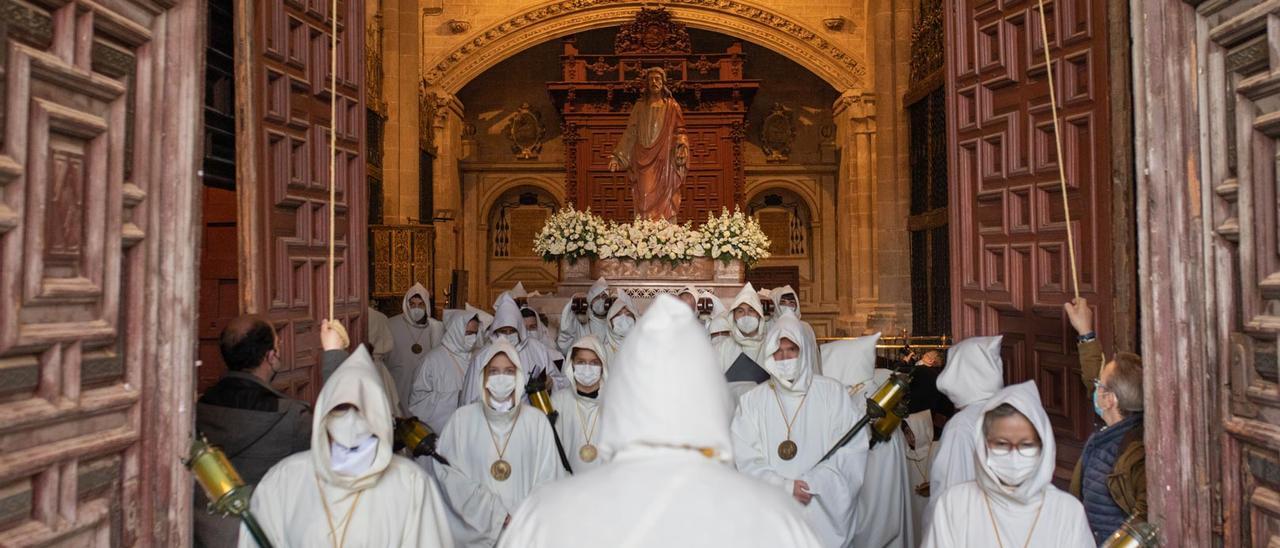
left=548, top=8, right=756, bottom=223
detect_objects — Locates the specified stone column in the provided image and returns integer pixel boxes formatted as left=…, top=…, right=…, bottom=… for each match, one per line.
left=423, top=89, right=465, bottom=301
left=833, top=89, right=878, bottom=334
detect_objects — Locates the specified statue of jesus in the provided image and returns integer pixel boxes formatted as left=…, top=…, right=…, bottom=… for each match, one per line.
left=608, top=68, right=689, bottom=221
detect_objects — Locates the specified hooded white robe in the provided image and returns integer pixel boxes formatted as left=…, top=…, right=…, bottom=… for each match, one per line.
left=600, top=291, right=638, bottom=364
left=520, top=305, right=562, bottom=362
left=460, top=295, right=570, bottom=406
left=820, top=334, right=915, bottom=548
left=732, top=315, right=868, bottom=547
left=923, top=382, right=1093, bottom=548
left=904, top=406, right=936, bottom=542
left=465, top=304, right=494, bottom=352
left=714, top=283, right=768, bottom=404
left=924, top=335, right=1004, bottom=528
left=772, top=285, right=818, bottom=359
left=240, top=346, right=454, bottom=548
left=388, top=283, right=446, bottom=409
left=550, top=336, right=609, bottom=473
left=696, top=289, right=726, bottom=333
left=432, top=342, right=564, bottom=547
left=556, top=277, right=611, bottom=355
left=499, top=295, right=823, bottom=548
left=410, top=309, right=479, bottom=433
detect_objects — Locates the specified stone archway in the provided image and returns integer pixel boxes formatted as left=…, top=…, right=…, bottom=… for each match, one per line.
left=422, top=0, right=868, bottom=95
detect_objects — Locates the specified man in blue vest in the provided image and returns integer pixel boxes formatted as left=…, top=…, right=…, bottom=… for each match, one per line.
left=1063, top=298, right=1147, bottom=544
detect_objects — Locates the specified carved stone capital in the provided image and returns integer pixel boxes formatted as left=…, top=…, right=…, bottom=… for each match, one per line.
left=833, top=89, right=876, bottom=133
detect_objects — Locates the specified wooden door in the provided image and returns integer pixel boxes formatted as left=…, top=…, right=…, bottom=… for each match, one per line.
left=0, top=0, right=202, bottom=545
left=945, top=0, right=1114, bottom=467
left=236, top=0, right=368, bottom=402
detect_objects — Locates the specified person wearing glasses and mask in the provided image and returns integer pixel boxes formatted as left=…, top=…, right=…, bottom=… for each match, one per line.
left=922, top=381, right=1092, bottom=547
left=433, top=340, right=565, bottom=546
left=460, top=294, right=570, bottom=406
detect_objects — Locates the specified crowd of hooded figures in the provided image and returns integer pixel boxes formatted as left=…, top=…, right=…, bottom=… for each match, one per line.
left=196, top=276, right=1139, bottom=548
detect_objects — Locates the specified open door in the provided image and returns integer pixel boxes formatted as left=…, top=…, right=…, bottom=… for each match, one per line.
left=235, top=0, right=368, bottom=401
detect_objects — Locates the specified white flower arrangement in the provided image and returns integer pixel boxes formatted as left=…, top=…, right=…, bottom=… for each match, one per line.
left=533, top=206, right=770, bottom=266
left=532, top=204, right=608, bottom=262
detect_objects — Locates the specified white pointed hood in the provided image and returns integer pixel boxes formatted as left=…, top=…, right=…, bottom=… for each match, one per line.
left=678, top=285, right=699, bottom=301
left=729, top=283, right=765, bottom=343
left=938, top=335, right=1004, bottom=408
left=700, top=290, right=727, bottom=318
left=771, top=285, right=800, bottom=318
left=468, top=339, right=528, bottom=418
left=598, top=295, right=734, bottom=462
left=510, top=282, right=529, bottom=300
left=488, top=293, right=528, bottom=346
left=566, top=335, right=610, bottom=392
left=465, top=303, right=494, bottom=348
left=401, top=283, right=431, bottom=326
left=972, top=381, right=1057, bottom=505
left=758, top=314, right=817, bottom=392
left=819, top=332, right=882, bottom=387
left=367, top=307, right=395, bottom=357
left=311, top=346, right=394, bottom=492
left=587, top=277, right=609, bottom=303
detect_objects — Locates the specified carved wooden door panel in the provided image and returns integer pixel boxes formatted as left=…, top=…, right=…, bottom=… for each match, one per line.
left=238, top=0, right=367, bottom=402
left=1195, top=4, right=1280, bottom=545
left=0, top=0, right=202, bottom=545
left=945, top=0, right=1114, bottom=465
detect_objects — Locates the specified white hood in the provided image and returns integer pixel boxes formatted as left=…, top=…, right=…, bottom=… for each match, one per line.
left=729, top=283, right=765, bottom=344
left=818, top=332, right=882, bottom=387
left=465, top=303, right=494, bottom=346
left=440, top=308, right=477, bottom=357
left=771, top=285, right=800, bottom=318
left=488, top=293, right=528, bottom=346
left=972, top=381, right=1056, bottom=505
left=700, top=290, right=727, bottom=318
left=678, top=285, right=699, bottom=301
left=598, top=295, right=734, bottom=462
left=468, top=339, right=528, bottom=418
left=312, top=346, right=394, bottom=492
left=937, top=336, right=1004, bottom=408
left=566, top=335, right=609, bottom=392
left=587, top=277, right=609, bottom=305
left=708, top=314, right=731, bottom=335
left=510, top=282, right=529, bottom=300
left=401, top=283, right=431, bottom=326
left=603, top=291, right=638, bottom=349
left=758, top=314, right=817, bottom=392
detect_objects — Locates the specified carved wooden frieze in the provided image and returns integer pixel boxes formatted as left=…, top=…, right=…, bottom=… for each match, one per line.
left=614, top=7, right=692, bottom=54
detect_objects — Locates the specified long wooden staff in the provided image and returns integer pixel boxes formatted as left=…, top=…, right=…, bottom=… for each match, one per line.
left=1036, top=0, right=1081, bottom=298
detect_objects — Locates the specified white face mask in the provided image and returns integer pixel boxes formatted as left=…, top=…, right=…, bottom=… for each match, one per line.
left=986, top=450, right=1040, bottom=487
left=780, top=304, right=798, bottom=316
left=591, top=298, right=608, bottom=316
left=485, top=373, right=518, bottom=404
left=771, top=358, right=800, bottom=382
left=573, top=363, right=603, bottom=388
left=463, top=333, right=478, bottom=350
left=327, top=408, right=374, bottom=449
left=611, top=315, right=634, bottom=336
left=409, top=307, right=426, bottom=322
left=494, top=332, right=520, bottom=346
left=329, top=434, right=379, bottom=476
left=736, top=315, right=760, bottom=335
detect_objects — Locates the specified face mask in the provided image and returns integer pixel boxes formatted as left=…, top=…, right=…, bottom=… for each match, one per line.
left=780, top=304, right=798, bottom=316
left=986, top=450, right=1039, bottom=487
left=736, top=315, right=760, bottom=335
left=573, top=364, right=603, bottom=387
left=612, top=315, right=634, bottom=336
left=327, top=408, right=374, bottom=449
left=1092, top=389, right=1106, bottom=419
left=486, top=373, right=517, bottom=403
left=771, top=358, right=800, bottom=381
left=329, top=434, right=379, bottom=476
left=463, top=333, right=478, bottom=349
left=494, top=332, right=519, bottom=346
left=592, top=299, right=607, bottom=316
left=409, top=308, right=426, bottom=322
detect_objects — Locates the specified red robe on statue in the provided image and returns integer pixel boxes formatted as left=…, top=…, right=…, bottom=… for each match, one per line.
left=612, top=95, right=687, bottom=220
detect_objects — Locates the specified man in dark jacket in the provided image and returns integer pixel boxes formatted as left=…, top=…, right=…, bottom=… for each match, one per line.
left=193, top=315, right=312, bottom=547
left=1064, top=298, right=1147, bottom=544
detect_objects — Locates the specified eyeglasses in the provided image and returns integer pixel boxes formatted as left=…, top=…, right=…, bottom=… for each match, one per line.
left=987, top=442, right=1042, bottom=457
left=1091, top=378, right=1110, bottom=393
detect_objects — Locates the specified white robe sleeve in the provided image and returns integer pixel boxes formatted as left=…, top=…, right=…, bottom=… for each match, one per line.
left=920, top=488, right=958, bottom=548
left=408, top=352, right=454, bottom=432
left=398, top=469, right=458, bottom=548
left=432, top=420, right=511, bottom=546
left=796, top=391, right=867, bottom=546
left=924, top=409, right=978, bottom=527
left=730, top=397, right=796, bottom=492
left=237, top=465, right=288, bottom=548
left=556, top=300, right=585, bottom=356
